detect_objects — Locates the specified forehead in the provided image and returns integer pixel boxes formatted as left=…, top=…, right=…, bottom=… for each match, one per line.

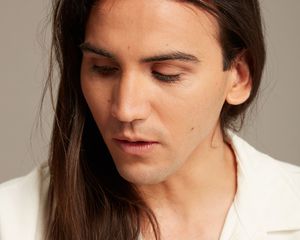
left=85, top=0, right=221, bottom=62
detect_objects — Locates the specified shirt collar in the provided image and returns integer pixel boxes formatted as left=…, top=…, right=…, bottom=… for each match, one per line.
left=226, top=130, right=300, bottom=238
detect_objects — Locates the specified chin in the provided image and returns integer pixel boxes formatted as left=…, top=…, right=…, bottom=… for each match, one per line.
left=114, top=162, right=170, bottom=186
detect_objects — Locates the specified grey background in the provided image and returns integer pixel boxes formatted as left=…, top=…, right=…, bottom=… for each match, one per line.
left=0, top=0, right=299, bottom=183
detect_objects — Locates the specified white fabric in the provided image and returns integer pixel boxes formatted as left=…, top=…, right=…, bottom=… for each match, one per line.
left=219, top=203, right=237, bottom=240
left=1, top=133, right=300, bottom=240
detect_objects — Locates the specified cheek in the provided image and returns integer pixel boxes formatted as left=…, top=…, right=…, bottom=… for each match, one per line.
left=192, top=71, right=228, bottom=117
left=81, top=77, right=112, bottom=129
left=179, top=79, right=226, bottom=121
left=161, top=73, right=228, bottom=144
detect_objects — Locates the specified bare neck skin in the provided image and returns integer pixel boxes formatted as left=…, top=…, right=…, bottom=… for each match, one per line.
left=138, top=125, right=237, bottom=239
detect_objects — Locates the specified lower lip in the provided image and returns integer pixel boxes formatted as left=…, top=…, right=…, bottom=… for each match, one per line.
left=114, top=139, right=159, bottom=155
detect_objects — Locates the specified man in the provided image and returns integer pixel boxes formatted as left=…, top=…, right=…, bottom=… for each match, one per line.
left=80, top=0, right=248, bottom=238
left=0, top=0, right=300, bottom=239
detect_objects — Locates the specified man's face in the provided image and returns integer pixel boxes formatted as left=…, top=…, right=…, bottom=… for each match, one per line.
left=81, top=0, right=235, bottom=185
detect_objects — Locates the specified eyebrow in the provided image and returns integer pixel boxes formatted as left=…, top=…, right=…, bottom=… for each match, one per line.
left=80, top=42, right=115, bottom=59
left=79, top=42, right=200, bottom=64
left=142, top=51, right=200, bottom=63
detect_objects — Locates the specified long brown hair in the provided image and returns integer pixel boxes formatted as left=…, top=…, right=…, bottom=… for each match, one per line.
left=44, top=0, right=265, bottom=239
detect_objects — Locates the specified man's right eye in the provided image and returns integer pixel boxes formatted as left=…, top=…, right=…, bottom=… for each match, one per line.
left=91, top=65, right=118, bottom=76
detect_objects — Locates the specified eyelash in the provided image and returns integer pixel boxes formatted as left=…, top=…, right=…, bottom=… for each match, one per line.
left=91, top=65, right=181, bottom=83
left=92, top=66, right=118, bottom=77
left=151, top=71, right=181, bottom=82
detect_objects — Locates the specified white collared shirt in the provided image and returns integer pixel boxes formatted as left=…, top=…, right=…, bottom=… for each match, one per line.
left=1, top=133, right=300, bottom=239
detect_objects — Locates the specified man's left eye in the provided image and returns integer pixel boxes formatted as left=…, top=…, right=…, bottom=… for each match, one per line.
left=152, top=71, right=181, bottom=83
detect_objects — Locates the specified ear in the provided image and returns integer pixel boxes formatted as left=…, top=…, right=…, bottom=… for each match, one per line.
left=225, top=53, right=252, bottom=105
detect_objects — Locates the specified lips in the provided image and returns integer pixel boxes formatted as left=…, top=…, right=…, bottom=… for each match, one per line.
left=113, top=138, right=159, bottom=155
left=116, top=139, right=155, bottom=144
left=113, top=135, right=157, bottom=143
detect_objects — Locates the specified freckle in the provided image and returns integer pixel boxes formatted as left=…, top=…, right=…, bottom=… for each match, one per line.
left=107, top=99, right=111, bottom=103
left=127, top=45, right=131, bottom=50
left=190, top=127, right=194, bottom=131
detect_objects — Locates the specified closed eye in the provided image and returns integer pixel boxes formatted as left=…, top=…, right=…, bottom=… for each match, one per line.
left=152, top=71, right=181, bottom=83
left=90, top=65, right=181, bottom=83
left=91, top=65, right=119, bottom=76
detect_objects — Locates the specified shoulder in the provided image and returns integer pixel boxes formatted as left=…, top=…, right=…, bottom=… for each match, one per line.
left=0, top=162, right=50, bottom=240
left=0, top=162, right=50, bottom=204
left=0, top=162, right=49, bottom=196
left=230, top=132, right=300, bottom=189
left=229, top=132, right=300, bottom=236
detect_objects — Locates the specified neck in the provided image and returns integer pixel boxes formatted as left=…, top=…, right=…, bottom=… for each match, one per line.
left=138, top=125, right=237, bottom=227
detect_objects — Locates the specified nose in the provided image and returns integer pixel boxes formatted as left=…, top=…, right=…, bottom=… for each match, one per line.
left=111, top=72, right=151, bottom=123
